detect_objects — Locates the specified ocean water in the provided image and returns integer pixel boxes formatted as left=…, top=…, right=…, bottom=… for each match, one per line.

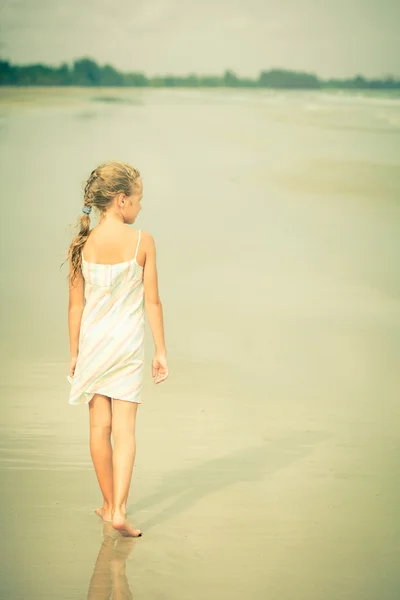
left=0, top=87, right=399, bottom=599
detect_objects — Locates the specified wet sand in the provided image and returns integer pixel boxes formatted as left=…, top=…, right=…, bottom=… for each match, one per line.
left=0, top=87, right=399, bottom=599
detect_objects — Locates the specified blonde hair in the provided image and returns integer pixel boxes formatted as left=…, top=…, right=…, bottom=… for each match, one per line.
left=66, top=161, right=141, bottom=286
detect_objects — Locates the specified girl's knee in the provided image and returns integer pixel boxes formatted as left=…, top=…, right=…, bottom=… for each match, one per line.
left=90, top=422, right=112, bottom=437
left=111, top=420, right=136, bottom=438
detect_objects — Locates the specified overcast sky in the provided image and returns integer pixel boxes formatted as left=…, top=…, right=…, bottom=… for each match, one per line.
left=1, top=0, right=399, bottom=78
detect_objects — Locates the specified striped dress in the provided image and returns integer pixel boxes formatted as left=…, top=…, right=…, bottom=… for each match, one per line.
left=67, top=230, right=145, bottom=405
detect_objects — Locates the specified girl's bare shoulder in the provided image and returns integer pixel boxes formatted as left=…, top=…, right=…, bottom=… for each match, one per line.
left=138, top=230, right=155, bottom=248
left=138, top=229, right=153, bottom=239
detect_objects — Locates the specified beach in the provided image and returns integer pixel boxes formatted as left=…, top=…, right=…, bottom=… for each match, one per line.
left=0, top=87, right=399, bottom=599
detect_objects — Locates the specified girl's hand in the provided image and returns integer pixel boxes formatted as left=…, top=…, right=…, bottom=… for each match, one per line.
left=152, top=353, right=169, bottom=384
left=70, top=356, right=78, bottom=378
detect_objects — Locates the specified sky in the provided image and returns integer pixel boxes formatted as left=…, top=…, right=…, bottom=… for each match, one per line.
left=1, top=0, right=399, bottom=78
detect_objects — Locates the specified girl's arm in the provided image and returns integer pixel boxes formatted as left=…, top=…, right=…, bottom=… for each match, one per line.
left=68, top=256, right=85, bottom=359
left=143, top=232, right=166, bottom=355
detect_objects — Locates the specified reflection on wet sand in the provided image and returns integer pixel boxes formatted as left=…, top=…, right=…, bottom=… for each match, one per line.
left=87, top=522, right=136, bottom=600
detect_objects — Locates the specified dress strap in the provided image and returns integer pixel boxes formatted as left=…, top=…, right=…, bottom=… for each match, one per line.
left=134, top=230, right=141, bottom=261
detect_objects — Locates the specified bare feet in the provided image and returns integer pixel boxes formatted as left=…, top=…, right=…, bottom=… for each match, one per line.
left=112, top=512, right=142, bottom=537
left=96, top=505, right=128, bottom=523
left=95, top=506, right=113, bottom=522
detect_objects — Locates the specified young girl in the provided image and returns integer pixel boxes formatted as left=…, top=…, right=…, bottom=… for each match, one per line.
left=67, top=161, right=168, bottom=538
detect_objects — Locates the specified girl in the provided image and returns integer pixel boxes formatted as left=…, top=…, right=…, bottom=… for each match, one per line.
left=67, top=161, right=168, bottom=538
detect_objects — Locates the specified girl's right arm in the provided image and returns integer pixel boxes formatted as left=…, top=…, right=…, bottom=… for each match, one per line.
left=68, top=257, right=85, bottom=359
left=142, top=232, right=169, bottom=384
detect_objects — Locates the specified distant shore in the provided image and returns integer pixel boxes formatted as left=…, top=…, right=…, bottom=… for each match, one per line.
left=1, top=58, right=399, bottom=90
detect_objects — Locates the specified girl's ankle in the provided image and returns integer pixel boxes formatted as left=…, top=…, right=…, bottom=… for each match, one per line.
left=112, top=507, right=126, bottom=516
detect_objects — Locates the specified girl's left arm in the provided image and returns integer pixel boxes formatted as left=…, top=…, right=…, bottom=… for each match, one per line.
left=68, top=257, right=85, bottom=360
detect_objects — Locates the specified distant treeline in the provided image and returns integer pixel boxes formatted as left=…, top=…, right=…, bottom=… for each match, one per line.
left=0, top=58, right=399, bottom=89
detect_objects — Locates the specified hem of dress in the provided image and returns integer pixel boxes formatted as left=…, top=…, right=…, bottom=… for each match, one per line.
left=68, top=389, right=142, bottom=406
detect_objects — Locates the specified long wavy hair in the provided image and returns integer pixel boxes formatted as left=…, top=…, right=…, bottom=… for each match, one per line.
left=64, top=161, right=141, bottom=286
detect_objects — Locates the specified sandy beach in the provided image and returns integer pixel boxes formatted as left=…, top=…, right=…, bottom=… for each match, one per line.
left=0, top=87, right=399, bottom=599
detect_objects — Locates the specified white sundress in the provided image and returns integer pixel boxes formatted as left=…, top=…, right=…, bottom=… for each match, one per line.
left=67, top=230, right=145, bottom=405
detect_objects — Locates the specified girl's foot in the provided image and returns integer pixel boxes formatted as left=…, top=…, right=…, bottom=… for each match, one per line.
left=112, top=513, right=142, bottom=537
left=96, top=506, right=127, bottom=522
left=95, top=506, right=113, bottom=522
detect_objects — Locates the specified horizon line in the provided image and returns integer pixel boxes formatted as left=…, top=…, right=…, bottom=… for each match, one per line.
left=1, top=57, right=399, bottom=82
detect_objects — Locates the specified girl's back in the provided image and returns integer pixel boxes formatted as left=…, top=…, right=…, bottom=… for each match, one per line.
left=82, top=222, right=145, bottom=268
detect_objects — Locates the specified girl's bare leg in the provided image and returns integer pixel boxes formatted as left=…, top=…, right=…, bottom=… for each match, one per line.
left=111, top=399, right=142, bottom=537
left=89, top=394, right=114, bottom=522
